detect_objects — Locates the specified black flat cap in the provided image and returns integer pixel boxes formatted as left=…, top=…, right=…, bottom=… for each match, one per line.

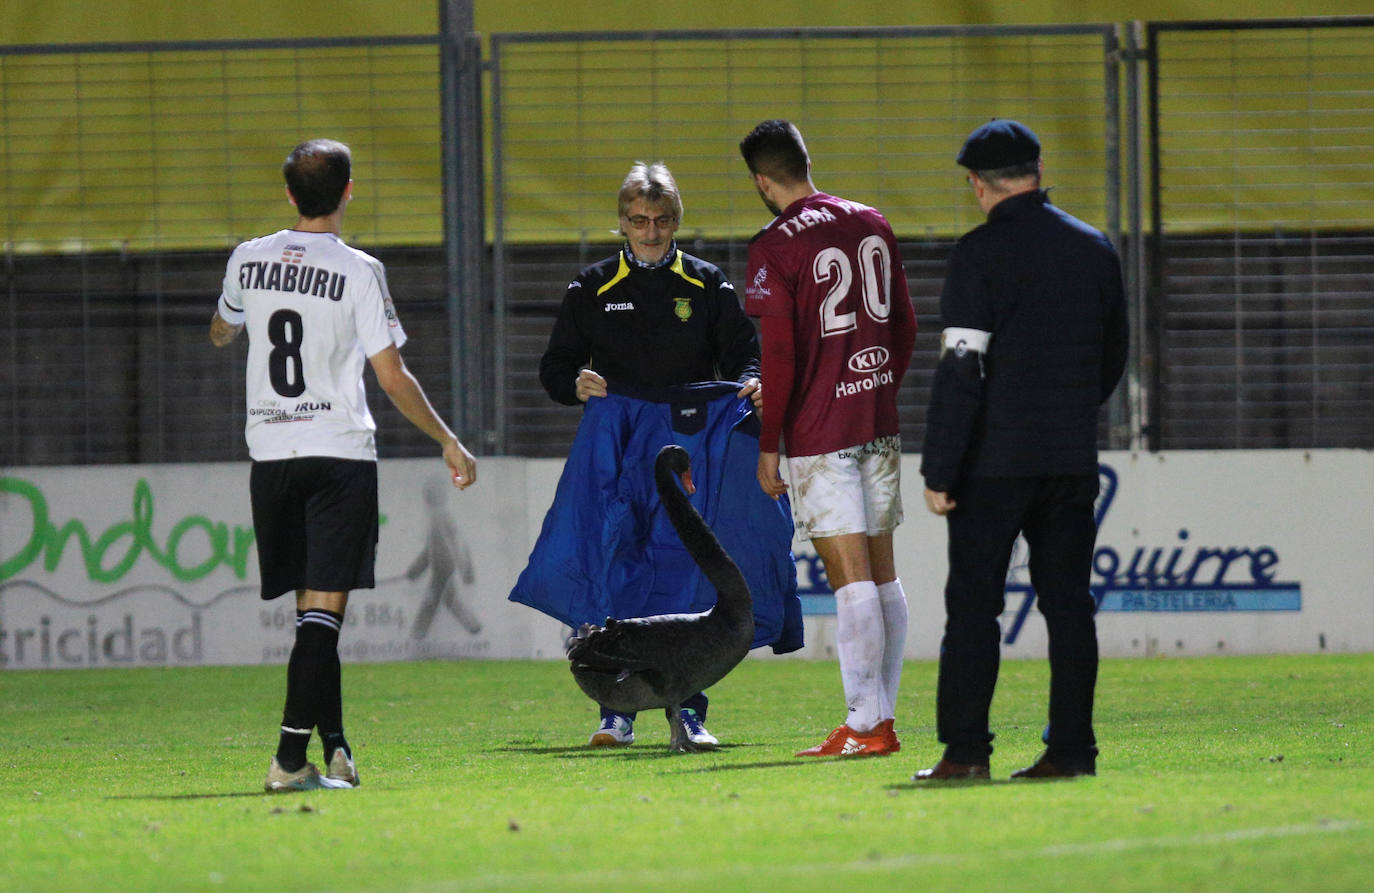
left=956, top=119, right=1040, bottom=169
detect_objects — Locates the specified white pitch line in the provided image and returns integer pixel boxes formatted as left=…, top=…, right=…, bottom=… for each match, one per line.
left=799, top=819, right=1366, bottom=875
left=1035, top=819, right=1362, bottom=859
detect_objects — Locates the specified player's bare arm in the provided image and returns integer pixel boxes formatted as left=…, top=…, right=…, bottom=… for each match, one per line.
left=368, top=344, right=478, bottom=489
left=209, top=312, right=243, bottom=347
left=440, top=438, right=478, bottom=490
left=757, top=451, right=789, bottom=500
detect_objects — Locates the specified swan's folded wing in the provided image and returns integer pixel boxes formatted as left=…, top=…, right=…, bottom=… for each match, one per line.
left=567, top=615, right=696, bottom=671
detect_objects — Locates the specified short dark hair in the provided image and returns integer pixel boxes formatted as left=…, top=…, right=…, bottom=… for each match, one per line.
left=973, top=159, right=1041, bottom=188
left=739, top=119, right=810, bottom=185
left=282, top=139, right=352, bottom=218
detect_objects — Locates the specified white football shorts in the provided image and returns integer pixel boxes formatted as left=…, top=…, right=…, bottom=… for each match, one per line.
left=786, top=435, right=903, bottom=540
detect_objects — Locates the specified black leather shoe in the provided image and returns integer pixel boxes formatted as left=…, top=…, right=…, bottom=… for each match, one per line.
left=1010, top=753, right=1095, bottom=779
left=912, top=758, right=991, bottom=781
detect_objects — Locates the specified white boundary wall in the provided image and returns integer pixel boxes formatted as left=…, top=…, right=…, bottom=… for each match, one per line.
left=2, top=450, right=1371, bottom=669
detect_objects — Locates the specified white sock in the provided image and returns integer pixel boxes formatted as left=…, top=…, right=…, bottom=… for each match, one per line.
left=834, top=581, right=884, bottom=733
left=876, top=578, right=909, bottom=721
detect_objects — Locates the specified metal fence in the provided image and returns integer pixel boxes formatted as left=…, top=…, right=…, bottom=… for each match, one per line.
left=2, top=18, right=1373, bottom=466
left=1145, top=17, right=1374, bottom=449
left=0, top=35, right=458, bottom=465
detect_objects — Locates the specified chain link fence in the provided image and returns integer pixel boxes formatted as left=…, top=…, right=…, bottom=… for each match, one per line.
left=2, top=19, right=1372, bottom=466
left=490, top=25, right=1121, bottom=456
left=1147, top=17, right=1374, bottom=448
left=0, top=36, right=451, bottom=465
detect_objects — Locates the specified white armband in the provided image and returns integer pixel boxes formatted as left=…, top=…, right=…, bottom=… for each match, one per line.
left=941, top=327, right=991, bottom=357
left=217, top=293, right=245, bottom=326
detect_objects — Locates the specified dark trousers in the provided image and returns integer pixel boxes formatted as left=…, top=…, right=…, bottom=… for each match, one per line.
left=603, top=691, right=709, bottom=724
left=937, top=474, right=1100, bottom=767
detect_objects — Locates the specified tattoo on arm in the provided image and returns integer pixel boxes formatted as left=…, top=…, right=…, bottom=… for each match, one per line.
left=210, top=313, right=243, bottom=347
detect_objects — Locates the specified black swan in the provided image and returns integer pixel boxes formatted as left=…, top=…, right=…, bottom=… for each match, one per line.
left=566, top=444, right=754, bottom=752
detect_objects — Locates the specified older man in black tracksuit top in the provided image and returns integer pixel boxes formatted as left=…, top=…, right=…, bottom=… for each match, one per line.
left=540, top=161, right=761, bottom=751
left=913, top=121, right=1129, bottom=782
left=540, top=247, right=758, bottom=405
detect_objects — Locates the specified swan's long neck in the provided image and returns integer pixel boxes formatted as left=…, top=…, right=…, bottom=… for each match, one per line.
left=655, top=462, right=751, bottom=618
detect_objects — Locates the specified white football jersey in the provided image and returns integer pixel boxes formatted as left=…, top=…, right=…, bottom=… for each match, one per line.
left=217, top=229, right=407, bottom=461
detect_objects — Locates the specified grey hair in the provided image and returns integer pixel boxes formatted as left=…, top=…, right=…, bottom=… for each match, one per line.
left=972, top=159, right=1041, bottom=189
left=617, top=161, right=684, bottom=221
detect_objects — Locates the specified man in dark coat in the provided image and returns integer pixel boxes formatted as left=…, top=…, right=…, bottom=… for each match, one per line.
left=913, top=120, right=1129, bottom=781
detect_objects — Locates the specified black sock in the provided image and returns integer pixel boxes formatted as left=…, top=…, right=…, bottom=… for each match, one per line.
left=313, top=610, right=347, bottom=764
left=317, top=630, right=344, bottom=747
left=277, top=608, right=343, bottom=771
left=275, top=728, right=311, bottom=774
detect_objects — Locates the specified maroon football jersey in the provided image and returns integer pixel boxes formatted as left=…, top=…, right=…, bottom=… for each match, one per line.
left=745, top=192, right=916, bottom=457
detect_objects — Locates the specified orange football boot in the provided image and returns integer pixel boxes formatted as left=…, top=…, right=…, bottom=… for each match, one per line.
left=878, top=718, right=901, bottom=753
left=795, top=723, right=895, bottom=757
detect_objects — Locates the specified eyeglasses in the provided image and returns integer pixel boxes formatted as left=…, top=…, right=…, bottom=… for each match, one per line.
left=623, top=214, right=677, bottom=229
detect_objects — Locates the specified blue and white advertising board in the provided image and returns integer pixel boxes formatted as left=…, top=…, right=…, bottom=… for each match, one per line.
left=792, top=451, right=1369, bottom=660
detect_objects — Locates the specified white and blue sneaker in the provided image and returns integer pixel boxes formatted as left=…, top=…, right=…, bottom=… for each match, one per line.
left=680, top=708, right=719, bottom=748
left=589, top=714, right=634, bottom=747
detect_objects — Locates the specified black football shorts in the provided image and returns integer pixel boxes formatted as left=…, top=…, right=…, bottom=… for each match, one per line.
left=249, top=457, right=379, bottom=600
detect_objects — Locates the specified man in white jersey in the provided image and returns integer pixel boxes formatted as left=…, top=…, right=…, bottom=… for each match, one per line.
left=740, top=120, right=917, bottom=757
left=210, top=138, right=477, bottom=792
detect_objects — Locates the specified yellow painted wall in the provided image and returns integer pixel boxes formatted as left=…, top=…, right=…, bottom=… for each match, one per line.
left=4, top=1, right=1369, bottom=44
left=0, top=43, right=443, bottom=251
left=0, top=1, right=435, bottom=44
left=472, top=1, right=1370, bottom=33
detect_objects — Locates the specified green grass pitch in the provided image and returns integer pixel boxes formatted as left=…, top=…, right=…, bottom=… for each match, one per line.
left=2, top=653, right=1370, bottom=891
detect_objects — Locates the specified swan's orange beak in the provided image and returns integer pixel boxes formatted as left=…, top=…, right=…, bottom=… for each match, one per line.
left=679, top=469, right=696, bottom=496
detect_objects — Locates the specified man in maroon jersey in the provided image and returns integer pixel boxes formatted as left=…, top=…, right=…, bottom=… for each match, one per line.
left=740, top=120, right=918, bottom=757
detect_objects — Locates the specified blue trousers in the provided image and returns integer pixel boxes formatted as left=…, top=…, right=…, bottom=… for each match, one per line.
left=602, top=690, right=709, bottom=723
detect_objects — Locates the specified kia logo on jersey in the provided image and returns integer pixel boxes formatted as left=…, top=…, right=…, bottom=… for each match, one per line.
left=847, top=346, right=890, bottom=374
